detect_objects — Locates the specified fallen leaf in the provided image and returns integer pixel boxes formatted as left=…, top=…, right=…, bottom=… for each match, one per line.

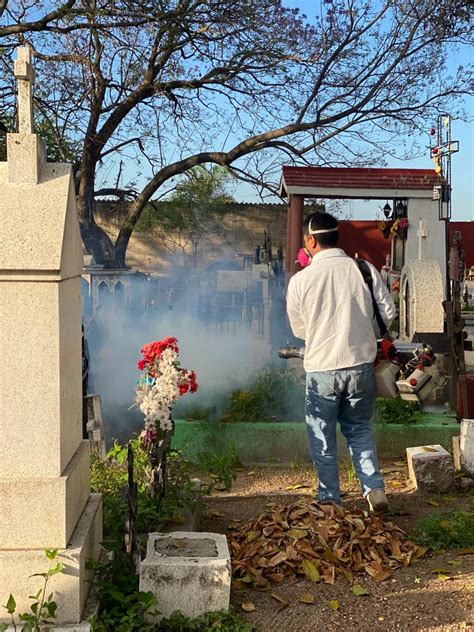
left=352, top=584, right=370, bottom=596
left=297, top=593, right=315, bottom=604
left=377, top=616, right=385, bottom=621
left=228, top=521, right=241, bottom=530
left=328, top=599, right=340, bottom=611
left=241, top=574, right=253, bottom=584
left=447, top=560, right=462, bottom=567
left=288, top=529, right=308, bottom=539
left=374, top=570, right=394, bottom=582
left=431, top=568, right=452, bottom=574
left=437, top=574, right=452, bottom=581
left=422, top=447, right=439, bottom=452
left=246, top=530, right=260, bottom=543
left=270, top=592, right=289, bottom=604
left=232, top=580, right=246, bottom=590
left=241, top=601, right=255, bottom=612
left=210, top=511, right=225, bottom=517
left=302, top=559, right=320, bottom=582
left=246, top=471, right=256, bottom=476
left=412, top=545, right=428, bottom=560
left=426, top=499, right=441, bottom=507
left=268, top=551, right=287, bottom=567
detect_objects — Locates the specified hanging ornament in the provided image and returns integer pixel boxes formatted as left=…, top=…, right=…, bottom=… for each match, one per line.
left=383, top=202, right=392, bottom=219
left=430, top=127, right=436, bottom=136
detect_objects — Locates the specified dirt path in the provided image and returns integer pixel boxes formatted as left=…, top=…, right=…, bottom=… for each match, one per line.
left=199, top=460, right=474, bottom=632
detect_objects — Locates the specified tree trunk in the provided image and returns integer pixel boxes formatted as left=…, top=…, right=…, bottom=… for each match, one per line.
left=76, top=143, right=124, bottom=268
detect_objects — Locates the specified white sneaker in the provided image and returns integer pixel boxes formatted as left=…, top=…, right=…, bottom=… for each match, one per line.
left=366, top=489, right=389, bottom=513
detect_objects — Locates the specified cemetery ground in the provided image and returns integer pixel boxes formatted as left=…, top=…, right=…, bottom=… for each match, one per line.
left=199, top=460, right=474, bottom=632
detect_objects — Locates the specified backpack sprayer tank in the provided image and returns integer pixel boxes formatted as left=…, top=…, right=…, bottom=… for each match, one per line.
left=278, top=341, right=436, bottom=403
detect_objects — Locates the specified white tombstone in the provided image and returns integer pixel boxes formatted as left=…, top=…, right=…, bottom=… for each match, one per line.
left=0, top=47, right=102, bottom=625
left=399, top=259, right=445, bottom=341
left=403, top=201, right=448, bottom=292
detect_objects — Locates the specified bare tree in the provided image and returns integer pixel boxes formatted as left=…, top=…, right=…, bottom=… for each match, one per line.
left=3, top=0, right=473, bottom=267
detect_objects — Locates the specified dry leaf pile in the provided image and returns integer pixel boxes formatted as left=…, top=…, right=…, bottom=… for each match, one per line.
left=229, top=499, right=426, bottom=588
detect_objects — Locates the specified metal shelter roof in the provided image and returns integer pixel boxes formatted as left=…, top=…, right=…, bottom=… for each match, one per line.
left=280, top=166, right=442, bottom=199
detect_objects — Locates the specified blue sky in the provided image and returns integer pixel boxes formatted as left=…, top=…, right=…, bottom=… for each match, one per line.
left=109, top=1, right=473, bottom=222
left=274, top=0, right=473, bottom=222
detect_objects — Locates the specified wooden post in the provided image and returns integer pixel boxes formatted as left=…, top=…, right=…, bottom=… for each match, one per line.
left=285, top=194, right=304, bottom=287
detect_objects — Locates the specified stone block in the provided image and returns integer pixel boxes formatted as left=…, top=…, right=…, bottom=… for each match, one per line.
left=0, top=441, right=90, bottom=548
left=0, top=279, right=83, bottom=479
left=139, top=532, right=231, bottom=621
left=460, top=419, right=474, bottom=476
left=0, top=494, right=102, bottom=626
left=406, top=444, right=454, bottom=492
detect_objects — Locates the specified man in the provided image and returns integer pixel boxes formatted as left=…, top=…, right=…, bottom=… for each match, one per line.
left=286, top=212, right=396, bottom=511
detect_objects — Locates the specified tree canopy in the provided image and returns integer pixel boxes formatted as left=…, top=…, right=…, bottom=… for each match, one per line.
left=139, top=166, right=235, bottom=269
left=1, top=0, right=472, bottom=267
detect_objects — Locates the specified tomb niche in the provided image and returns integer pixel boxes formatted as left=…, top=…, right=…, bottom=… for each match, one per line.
left=399, top=259, right=444, bottom=341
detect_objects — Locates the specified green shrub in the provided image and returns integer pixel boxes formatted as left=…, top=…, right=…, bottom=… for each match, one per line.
left=375, top=397, right=422, bottom=425
left=413, top=511, right=474, bottom=550
left=91, top=441, right=204, bottom=537
left=158, top=609, right=257, bottom=631
left=87, top=541, right=158, bottom=631
left=222, top=366, right=304, bottom=422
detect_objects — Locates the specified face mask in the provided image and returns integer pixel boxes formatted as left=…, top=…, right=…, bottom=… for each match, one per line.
left=297, top=247, right=312, bottom=268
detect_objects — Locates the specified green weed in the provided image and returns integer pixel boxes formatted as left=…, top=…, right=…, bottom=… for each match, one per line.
left=158, top=609, right=257, bottom=631
left=413, top=511, right=474, bottom=550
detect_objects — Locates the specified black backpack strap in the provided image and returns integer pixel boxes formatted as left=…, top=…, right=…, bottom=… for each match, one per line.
left=355, top=259, right=388, bottom=337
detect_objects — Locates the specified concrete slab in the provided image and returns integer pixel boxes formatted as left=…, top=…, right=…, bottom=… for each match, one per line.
left=140, top=531, right=231, bottom=621
left=460, top=419, right=474, bottom=476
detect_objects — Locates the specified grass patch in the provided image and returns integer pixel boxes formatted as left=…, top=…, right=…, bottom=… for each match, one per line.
left=413, top=511, right=474, bottom=550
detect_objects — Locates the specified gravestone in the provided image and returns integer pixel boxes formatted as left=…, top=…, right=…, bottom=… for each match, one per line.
left=399, top=259, right=444, bottom=341
left=0, top=47, right=102, bottom=625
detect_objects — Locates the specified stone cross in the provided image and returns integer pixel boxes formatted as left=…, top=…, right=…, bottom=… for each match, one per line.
left=417, top=219, right=429, bottom=261
left=14, top=46, right=35, bottom=134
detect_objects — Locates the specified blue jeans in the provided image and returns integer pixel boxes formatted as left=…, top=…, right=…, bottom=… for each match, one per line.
left=305, top=363, right=384, bottom=505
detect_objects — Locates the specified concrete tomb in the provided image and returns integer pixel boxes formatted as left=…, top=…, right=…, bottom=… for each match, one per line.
left=140, top=532, right=231, bottom=621
left=0, top=47, right=102, bottom=625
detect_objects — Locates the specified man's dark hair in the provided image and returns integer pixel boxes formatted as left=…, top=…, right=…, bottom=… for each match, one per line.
left=303, top=212, right=339, bottom=247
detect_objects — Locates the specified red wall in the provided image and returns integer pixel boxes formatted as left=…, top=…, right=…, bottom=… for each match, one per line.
left=337, top=220, right=474, bottom=269
left=450, top=222, right=474, bottom=268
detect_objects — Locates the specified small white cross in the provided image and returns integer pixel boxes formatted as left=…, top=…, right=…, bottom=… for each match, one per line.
left=417, top=219, right=429, bottom=261
left=14, top=46, right=35, bottom=134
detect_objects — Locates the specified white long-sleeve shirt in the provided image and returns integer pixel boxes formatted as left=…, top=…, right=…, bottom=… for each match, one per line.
left=286, top=248, right=396, bottom=372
